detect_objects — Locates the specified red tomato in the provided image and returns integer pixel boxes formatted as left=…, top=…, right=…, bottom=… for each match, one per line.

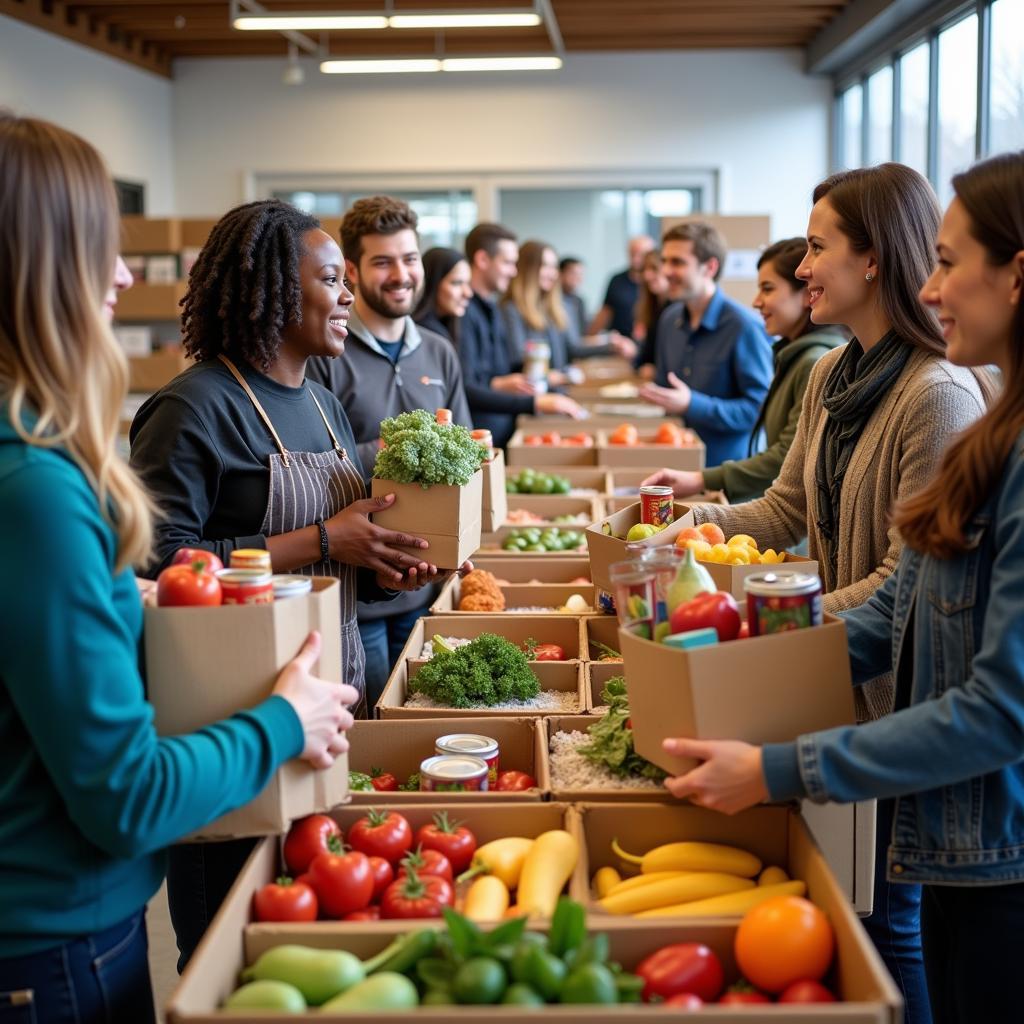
left=635, top=942, right=724, bottom=1003
left=397, top=847, right=453, bottom=885
left=663, top=993, right=704, bottom=1010
left=367, top=856, right=394, bottom=901
left=654, top=422, right=685, bottom=446
left=669, top=590, right=741, bottom=642
left=370, top=769, right=399, bottom=792
left=778, top=980, right=837, bottom=1004
left=380, top=868, right=454, bottom=919
left=719, top=987, right=772, bottom=1005
left=170, top=548, right=224, bottom=574
left=347, top=809, right=413, bottom=865
left=573, top=433, right=595, bottom=448
left=252, top=877, right=317, bottom=923
left=415, top=812, right=477, bottom=874
left=156, top=561, right=222, bottom=607
left=609, top=424, right=639, bottom=446
left=308, top=850, right=374, bottom=918
left=343, top=906, right=381, bottom=921
left=531, top=643, right=565, bottom=661
left=283, top=814, right=343, bottom=875
left=494, top=770, right=537, bottom=791
left=542, top=431, right=562, bottom=445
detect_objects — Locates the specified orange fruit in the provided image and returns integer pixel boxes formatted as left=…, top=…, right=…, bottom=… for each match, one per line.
left=674, top=526, right=703, bottom=545
left=609, top=424, right=639, bottom=446
left=697, top=523, right=726, bottom=545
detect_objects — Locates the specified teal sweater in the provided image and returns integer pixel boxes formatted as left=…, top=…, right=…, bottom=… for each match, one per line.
left=0, top=414, right=304, bottom=956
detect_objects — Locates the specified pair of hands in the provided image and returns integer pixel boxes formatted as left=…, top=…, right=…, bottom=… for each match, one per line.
left=640, top=467, right=707, bottom=498
left=639, top=371, right=693, bottom=413
left=490, top=374, right=586, bottom=420
left=662, top=737, right=769, bottom=815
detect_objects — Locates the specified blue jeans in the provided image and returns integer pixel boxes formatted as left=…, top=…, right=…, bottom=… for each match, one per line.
left=359, top=607, right=426, bottom=713
left=862, top=799, right=931, bottom=1024
left=0, top=912, right=154, bottom=1024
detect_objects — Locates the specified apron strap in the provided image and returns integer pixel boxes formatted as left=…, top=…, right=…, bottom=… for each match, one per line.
left=218, top=354, right=291, bottom=467
left=307, top=390, right=345, bottom=456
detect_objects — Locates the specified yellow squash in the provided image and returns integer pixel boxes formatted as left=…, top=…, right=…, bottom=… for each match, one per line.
left=599, top=872, right=754, bottom=915
left=612, top=838, right=762, bottom=878
left=462, top=837, right=534, bottom=889
left=636, top=879, right=807, bottom=917
left=463, top=876, right=511, bottom=922
left=517, top=829, right=579, bottom=918
left=592, top=866, right=622, bottom=898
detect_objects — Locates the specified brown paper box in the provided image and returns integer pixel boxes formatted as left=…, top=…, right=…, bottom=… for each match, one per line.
left=117, top=282, right=188, bottom=322
left=479, top=448, right=508, bottom=532
left=698, top=551, right=820, bottom=601
left=431, top=575, right=596, bottom=614
left=585, top=501, right=695, bottom=594
left=468, top=555, right=592, bottom=583
left=478, top=525, right=589, bottom=555
left=583, top=614, right=623, bottom=661
left=120, top=215, right=181, bottom=253
left=505, top=465, right=610, bottom=494
left=346, top=716, right=549, bottom=801
left=127, top=346, right=191, bottom=391
left=585, top=660, right=625, bottom=710
left=370, top=468, right=482, bottom=569
left=144, top=577, right=348, bottom=839
left=566, top=382, right=647, bottom=401
left=621, top=615, right=855, bottom=776
left=597, top=430, right=706, bottom=471
left=179, top=218, right=218, bottom=248
left=506, top=494, right=601, bottom=523
left=506, top=429, right=599, bottom=467
left=516, top=413, right=678, bottom=431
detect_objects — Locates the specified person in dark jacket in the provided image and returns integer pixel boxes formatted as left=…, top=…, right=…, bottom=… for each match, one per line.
left=588, top=235, right=654, bottom=337
left=559, top=255, right=587, bottom=338
left=413, top=246, right=473, bottom=343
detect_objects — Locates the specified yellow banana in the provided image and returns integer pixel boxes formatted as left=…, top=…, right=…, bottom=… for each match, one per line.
left=758, top=866, right=789, bottom=886
left=599, top=872, right=754, bottom=915
left=612, top=838, right=762, bottom=878
left=604, top=870, right=693, bottom=898
left=592, top=867, right=622, bottom=898
left=636, top=879, right=807, bottom=917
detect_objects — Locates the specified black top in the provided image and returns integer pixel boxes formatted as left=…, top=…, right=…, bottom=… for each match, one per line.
left=129, top=358, right=365, bottom=576
left=457, top=292, right=534, bottom=447
left=413, top=309, right=453, bottom=342
left=602, top=269, right=639, bottom=336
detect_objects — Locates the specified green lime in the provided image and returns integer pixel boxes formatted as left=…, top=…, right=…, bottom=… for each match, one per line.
left=502, top=983, right=546, bottom=1006
left=453, top=957, right=508, bottom=1005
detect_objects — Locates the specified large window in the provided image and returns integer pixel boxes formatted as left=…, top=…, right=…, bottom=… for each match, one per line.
left=867, top=66, right=894, bottom=164
left=937, top=14, right=979, bottom=204
left=839, top=84, right=863, bottom=168
left=990, top=0, right=1024, bottom=152
left=898, top=43, right=930, bottom=173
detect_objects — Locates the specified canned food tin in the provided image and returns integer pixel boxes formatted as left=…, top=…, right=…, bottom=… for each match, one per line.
left=744, top=571, right=823, bottom=636
left=419, top=754, right=489, bottom=793
left=435, top=734, right=500, bottom=785
left=230, top=548, right=272, bottom=573
left=271, top=574, right=313, bottom=600
left=216, top=568, right=274, bottom=605
left=639, top=486, right=675, bottom=528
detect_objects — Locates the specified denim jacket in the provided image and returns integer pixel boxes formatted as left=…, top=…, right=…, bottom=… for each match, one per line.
left=763, top=433, right=1024, bottom=884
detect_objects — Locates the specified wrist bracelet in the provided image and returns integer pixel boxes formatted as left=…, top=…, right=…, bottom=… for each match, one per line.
left=316, top=519, right=329, bottom=563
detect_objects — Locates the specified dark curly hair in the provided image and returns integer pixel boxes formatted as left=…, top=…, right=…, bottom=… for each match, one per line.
left=340, top=195, right=418, bottom=266
left=180, top=199, right=320, bottom=370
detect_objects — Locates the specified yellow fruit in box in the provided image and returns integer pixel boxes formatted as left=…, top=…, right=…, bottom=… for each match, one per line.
left=727, top=534, right=759, bottom=551
left=683, top=538, right=713, bottom=559
left=707, top=543, right=731, bottom=564
left=725, top=547, right=751, bottom=565
left=761, top=549, right=785, bottom=564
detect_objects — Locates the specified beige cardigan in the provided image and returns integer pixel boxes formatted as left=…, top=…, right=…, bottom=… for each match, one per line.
left=692, top=344, right=986, bottom=721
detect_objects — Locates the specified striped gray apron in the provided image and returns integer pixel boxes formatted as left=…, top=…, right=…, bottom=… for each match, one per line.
left=219, top=355, right=367, bottom=718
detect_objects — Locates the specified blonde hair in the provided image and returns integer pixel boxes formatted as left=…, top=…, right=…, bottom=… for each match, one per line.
left=0, top=115, right=153, bottom=571
left=504, top=240, right=568, bottom=332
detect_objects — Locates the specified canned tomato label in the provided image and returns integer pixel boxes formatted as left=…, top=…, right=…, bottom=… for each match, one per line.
left=419, top=755, right=489, bottom=793
left=435, top=734, right=500, bottom=784
left=271, top=574, right=313, bottom=600
left=743, top=571, right=823, bottom=636
left=230, top=548, right=273, bottom=573
left=216, top=568, right=274, bottom=605
left=640, top=486, right=675, bottom=528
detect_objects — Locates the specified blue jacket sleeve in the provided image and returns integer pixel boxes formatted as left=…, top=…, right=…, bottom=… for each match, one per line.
left=0, top=458, right=304, bottom=859
left=685, top=324, right=772, bottom=434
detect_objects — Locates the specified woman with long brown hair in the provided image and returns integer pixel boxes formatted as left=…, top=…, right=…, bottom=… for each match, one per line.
left=0, top=116, right=356, bottom=1023
left=661, top=150, right=1024, bottom=1024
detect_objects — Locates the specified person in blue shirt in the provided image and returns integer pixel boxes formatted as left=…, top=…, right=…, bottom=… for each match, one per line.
left=0, top=115, right=357, bottom=1024
left=639, top=222, right=773, bottom=467
left=662, top=151, right=1024, bottom=1024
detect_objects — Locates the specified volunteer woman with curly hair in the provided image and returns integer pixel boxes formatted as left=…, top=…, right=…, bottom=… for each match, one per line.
left=663, top=150, right=1024, bottom=1024
left=646, top=163, right=991, bottom=1024
left=0, top=116, right=356, bottom=1023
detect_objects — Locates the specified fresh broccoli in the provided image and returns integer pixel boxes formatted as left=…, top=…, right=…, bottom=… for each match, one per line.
left=373, top=409, right=486, bottom=488
left=578, top=677, right=667, bottom=781
left=409, top=633, right=541, bottom=708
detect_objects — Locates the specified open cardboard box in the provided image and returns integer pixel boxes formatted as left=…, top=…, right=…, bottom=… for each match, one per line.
left=597, top=430, right=706, bottom=471
left=584, top=614, right=623, bottom=661
left=507, top=494, right=601, bottom=524
left=144, top=577, right=348, bottom=839
left=480, top=447, right=509, bottom=533
left=505, top=465, right=610, bottom=495
left=516, top=413, right=679, bottom=431
left=117, top=282, right=189, bottom=322
left=478, top=524, right=590, bottom=555
left=585, top=659, right=624, bottom=711
left=431, top=574, right=596, bottom=614
left=345, top=717, right=549, bottom=801
left=585, top=501, right=695, bottom=594
left=371, top=468, right=482, bottom=569
left=696, top=550, right=820, bottom=602
left=621, top=615, right=855, bottom=776
left=506, top=429, right=600, bottom=467
left=468, top=555, right=592, bottom=583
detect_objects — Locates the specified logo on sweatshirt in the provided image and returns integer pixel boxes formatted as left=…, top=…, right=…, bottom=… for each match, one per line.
left=420, top=376, right=444, bottom=387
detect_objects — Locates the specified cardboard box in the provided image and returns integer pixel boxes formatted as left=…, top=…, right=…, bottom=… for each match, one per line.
left=346, top=716, right=549, bottom=801
left=120, top=215, right=181, bottom=253
left=478, top=524, right=589, bottom=556
left=116, top=281, right=188, bottom=321
left=583, top=614, right=622, bottom=661
left=696, top=551, right=820, bottom=601
left=479, top=448, right=508, bottom=533
left=506, top=494, right=600, bottom=523
left=467, top=555, right=592, bottom=583
left=621, top=615, right=855, bottom=776
left=371, top=468, right=482, bottom=569
left=516, top=413, right=676, bottom=432
left=585, top=501, right=695, bottom=594
left=567, top=382, right=647, bottom=402
left=506, top=429, right=599, bottom=467
left=431, top=574, right=596, bottom=614
left=179, top=218, right=218, bottom=248
left=505, top=466, right=610, bottom=496
left=128, top=347, right=191, bottom=392
left=585, top=659, right=624, bottom=710
left=597, top=430, right=706, bottom=471
left=144, top=577, right=348, bottom=839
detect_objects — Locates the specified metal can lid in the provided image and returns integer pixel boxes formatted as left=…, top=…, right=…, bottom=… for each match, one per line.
left=743, top=571, right=822, bottom=597
left=435, top=734, right=499, bottom=758
left=271, top=574, right=313, bottom=597
left=420, top=754, right=489, bottom=781
left=216, top=568, right=273, bottom=586
left=639, top=485, right=674, bottom=497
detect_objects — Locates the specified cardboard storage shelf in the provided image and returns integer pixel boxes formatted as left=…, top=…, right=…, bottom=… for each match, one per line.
left=128, top=347, right=191, bottom=391
left=597, top=430, right=706, bottom=471
left=346, top=717, right=549, bottom=801
left=121, top=215, right=182, bottom=253
left=585, top=659, right=624, bottom=710
left=479, top=447, right=508, bottom=532
left=698, top=551, right=820, bottom=601
left=144, top=577, right=347, bottom=839
left=506, top=429, right=599, bottom=467
left=506, top=494, right=601, bottom=523
left=431, top=575, right=596, bottom=614
left=478, top=524, right=589, bottom=555
left=505, top=466, right=610, bottom=495
left=116, top=281, right=188, bottom=321
left=622, top=615, right=855, bottom=776
left=584, top=614, right=623, bottom=661
left=468, top=555, right=591, bottom=583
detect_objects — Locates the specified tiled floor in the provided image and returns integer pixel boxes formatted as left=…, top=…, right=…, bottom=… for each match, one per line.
left=147, top=883, right=179, bottom=1021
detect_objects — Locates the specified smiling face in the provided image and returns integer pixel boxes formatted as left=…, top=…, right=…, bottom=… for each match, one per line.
left=919, top=197, right=1019, bottom=371
left=642, top=253, right=668, bottom=297
left=349, top=227, right=422, bottom=321
left=279, top=228, right=353, bottom=358
left=661, top=239, right=715, bottom=303
left=753, top=258, right=810, bottom=339
left=103, top=255, right=133, bottom=322
left=475, top=238, right=519, bottom=296
left=436, top=259, right=473, bottom=318
left=537, top=247, right=560, bottom=295
left=796, top=198, right=876, bottom=327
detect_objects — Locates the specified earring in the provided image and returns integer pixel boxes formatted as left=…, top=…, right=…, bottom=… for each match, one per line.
left=865, top=272, right=875, bottom=282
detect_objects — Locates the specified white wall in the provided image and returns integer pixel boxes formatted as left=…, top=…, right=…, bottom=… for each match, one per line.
left=0, top=14, right=175, bottom=214
left=172, top=49, right=830, bottom=238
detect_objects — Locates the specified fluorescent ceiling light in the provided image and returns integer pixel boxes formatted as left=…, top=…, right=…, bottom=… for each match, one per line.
left=389, top=12, right=541, bottom=29
left=320, top=58, right=442, bottom=73
left=234, top=14, right=388, bottom=30
left=442, top=55, right=562, bottom=71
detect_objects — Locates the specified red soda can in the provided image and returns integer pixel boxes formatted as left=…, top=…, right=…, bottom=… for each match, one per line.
left=639, top=485, right=674, bottom=528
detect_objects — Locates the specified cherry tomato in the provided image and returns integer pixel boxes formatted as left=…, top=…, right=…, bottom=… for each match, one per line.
left=308, top=849, right=374, bottom=918
left=734, top=896, right=835, bottom=994
left=542, top=431, right=562, bottom=445
left=156, top=561, right=222, bottom=607
left=380, top=868, right=454, bottom=919
left=397, top=846, right=453, bottom=885
left=531, top=643, right=565, bottom=661
left=170, top=547, right=224, bottom=574
left=347, top=809, right=413, bottom=865
left=778, top=979, right=837, bottom=1004
left=609, top=424, right=639, bottom=446
left=414, top=812, right=477, bottom=874
left=663, top=993, right=703, bottom=1010
left=367, top=855, right=394, bottom=901
left=719, top=986, right=771, bottom=1005
left=370, top=769, right=399, bottom=792
left=283, top=814, right=343, bottom=875
left=524, top=435, right=543, bottom=446
left=343, top=906, right=381, bottom=922
left=635, top=942, right=724, bottom=1003
left=252, top=877, right=317, bottom=922
left=494, top=770, right=537, bottom=791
